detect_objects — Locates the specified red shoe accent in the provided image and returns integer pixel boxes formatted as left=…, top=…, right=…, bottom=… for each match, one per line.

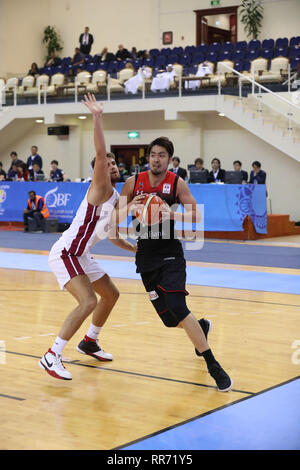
left=40, top=360, right=70, bottom=380
left=48, top=348, right=56, bottom=356
left=84, top=335, right=96, bottom=342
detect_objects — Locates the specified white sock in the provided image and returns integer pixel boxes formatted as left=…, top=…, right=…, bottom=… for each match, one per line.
left=87, top=323, right=102, bottom=340
left=51, top=336, right=68, bottom=355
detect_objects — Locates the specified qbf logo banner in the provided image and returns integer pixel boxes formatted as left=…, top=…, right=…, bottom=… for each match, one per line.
left=0, top=182, right=88, bottom=223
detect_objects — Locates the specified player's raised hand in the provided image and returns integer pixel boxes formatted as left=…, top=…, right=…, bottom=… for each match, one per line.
left=81, top=93, right=104, bottom=116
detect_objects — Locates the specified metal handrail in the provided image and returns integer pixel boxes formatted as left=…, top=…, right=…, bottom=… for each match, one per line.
left=217, top=62, right=300, bottom=113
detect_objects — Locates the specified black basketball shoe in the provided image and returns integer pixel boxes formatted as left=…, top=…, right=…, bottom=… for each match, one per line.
left=208, top=362, right=233, bottom=392
left=195, top=318, right=212, bottom=357
left=76, top=335, right=113, bottom=361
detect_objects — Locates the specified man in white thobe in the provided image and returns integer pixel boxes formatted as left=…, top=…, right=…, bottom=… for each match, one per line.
left=124, top=67, right=152, bottom=94
left=150, top=65, right=177, bottom=92
left=185, top=61, right=213, bottom=90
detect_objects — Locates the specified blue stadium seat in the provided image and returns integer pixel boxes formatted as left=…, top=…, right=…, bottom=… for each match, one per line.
left=275, top=37, right=288, bottom=49
left=289, top=47, right=300, bottom=59
left=143, top=57, right=155, bottom=67
left=192, top=52, right=205, bottom=65
left=235, top=41, right=247, bottom=51
left=248, top=39, right=261, bottom=50
left=233, top=60, right=244, bottom=72
left=155, top=55, right=166, bottom=67
left=206, top=51, right=219, bottom=62
left=196, top=44, right=208, bottom=55
left=149, top=48, right=160, bottom=58
left=107, top=61, right=119, bottom=74
left=86, top=63, right=97, bottom=73
left=290, top=36, right=300, bottom=48
left=261, top=49, right=274, bottom=60
left=167, top=54, right=179, bottom=64
left=233, top=49, right=246, bottom=61
left=160, top=48, right=171, bottom=57
left=262, top=39, right=274, bottom=49
left=246, top=49, right=260, bottom=60
left=133, top=59, right=143, bottom=69
left=185, top=45, right=196, bottom=55
left=61, top=57, right=71, bottom=66
left=44, top=66, right=54, bottom=76
left=97, top=62, right=108, bottom=71
left=221, top=42, right=234, bottom=53
left=290, top=56, right=300, bottom=70
left=219, top=51, right=232, bottom=61
left=274, top=47, right=288, bottom=58
left=179, top=54, right=191, bottom=66
left=173, top=47, right=183, bottom=56
left=243, top=60, right=251, bottom=72
left=208, top=42, right=221, bottom=53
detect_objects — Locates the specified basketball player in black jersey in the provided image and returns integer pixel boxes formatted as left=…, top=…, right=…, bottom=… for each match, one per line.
left=116, top=137, right=233, bottom=392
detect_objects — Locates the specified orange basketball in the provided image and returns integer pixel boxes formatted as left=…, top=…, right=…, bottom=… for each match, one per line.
left=135, top=194, right=164, bottom=226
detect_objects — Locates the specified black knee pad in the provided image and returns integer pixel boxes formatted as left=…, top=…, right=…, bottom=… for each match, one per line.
left=162, top=291, right=190, bottom=324
left=147, top=290, right=179, bottom=327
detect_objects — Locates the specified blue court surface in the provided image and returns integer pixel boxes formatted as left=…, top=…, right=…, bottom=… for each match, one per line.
left=121, top=378, right=300, bottom=450
left=1, top=250, right=300, bottom=294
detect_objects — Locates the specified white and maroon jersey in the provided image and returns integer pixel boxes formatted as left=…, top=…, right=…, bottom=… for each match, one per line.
left=58, top=187, right=119, bottom=257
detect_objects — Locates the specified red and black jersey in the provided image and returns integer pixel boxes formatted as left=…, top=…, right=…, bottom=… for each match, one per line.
left=132, top=170, right=184, bottom=273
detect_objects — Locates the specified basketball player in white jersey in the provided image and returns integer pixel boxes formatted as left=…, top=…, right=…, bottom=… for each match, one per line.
left=39, top=94, right=136, bottom=380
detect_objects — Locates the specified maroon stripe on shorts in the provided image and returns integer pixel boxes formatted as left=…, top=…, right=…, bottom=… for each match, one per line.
left=68, top=203, right=97, bottom=255
left=60, top=249, right=84, bottom=280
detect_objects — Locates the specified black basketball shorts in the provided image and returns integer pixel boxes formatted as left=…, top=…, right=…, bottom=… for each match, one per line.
left=140, top=256, right=190, bottom=327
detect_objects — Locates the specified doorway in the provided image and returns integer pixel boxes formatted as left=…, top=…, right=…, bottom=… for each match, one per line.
left=110, top=144, right=149, bottom=171
left=194, top=6, right=239, bottom=45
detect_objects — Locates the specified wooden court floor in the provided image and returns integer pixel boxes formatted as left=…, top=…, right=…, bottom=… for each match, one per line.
left=1, top=260, right=300, bottom=449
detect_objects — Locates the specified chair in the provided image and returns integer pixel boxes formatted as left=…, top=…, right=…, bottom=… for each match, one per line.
left=149, top=48, right=160, bottom=58
left=274, top=47, right=288, bottom=58
left=74, top=71, right=91, bottom=94
left=208, top=42, right=220, bottom=53
left=221, top=42, right=234, bottom=53
left=86, top=70, right=107, bottom=93
left=179, top=54, right=191, bottom=66
left=246, top=49, right=260, bottom=61
left=143, top=57, right=154, bottom=67
left=185, top=46, right=196, bottom=55
left=209, top=60, right=234, bottom=87
left=18, top=75, right=35, bottom=96
left=275, top=38, right=288, bottom=49
left=155, top=56, right=166, bottom=68
left=173, top=47, right=183, bottom=56
left=86, top=62, right=97, bottom=73
left=258, top=57, right=289, bottom=84
left=133, top=59, right=143, bottom=69
left=206, top=51, right=219, bottom=63
left=290, top=36, right=300, bottom=48
left=233, top=49, right=246, bottom=61
left=233, top=60, right=244, bottom=72
left=46, top=73, right=65, bottom=95
left=5, top=77, right=19, bottom=95
left=160, top=48, right=171, bottom=57
left=107, top=61, right=119, bottom=74
left=235, top=41, right=247, bottom=51
left=262, top=39, right=274, bottom=49
left=248, top=39, right=261, bottom=50
left=240, top=58, right=268, bottom=83
left=167, top=54, right=179, bottom=64
left=118, top=67, right=135, bottom=83
left=290, top=56, right=300, bottom=71
left=219, top=51, right=232, bottom=62
left=289, top=46, right=300, bottom=59
left=192, top=53, right=205, bottom=65
left=195, top=44, right=208, bottom=55
left=261, top=49, right=274, bottom=60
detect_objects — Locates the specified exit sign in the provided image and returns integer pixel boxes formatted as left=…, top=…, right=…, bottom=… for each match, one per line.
left=211, top=0, right=220, bottom=5
left=128, top=131, right=140, bottom=139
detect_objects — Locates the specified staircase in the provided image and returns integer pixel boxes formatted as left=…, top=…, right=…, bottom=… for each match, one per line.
left=216, top=93, right=300, bottom=161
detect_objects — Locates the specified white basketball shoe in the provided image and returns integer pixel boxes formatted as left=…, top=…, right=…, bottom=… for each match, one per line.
left=39, top=349, right=72, bottom=380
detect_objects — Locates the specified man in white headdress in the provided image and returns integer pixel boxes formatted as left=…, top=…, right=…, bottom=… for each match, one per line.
left=185, top=61, right=213, bottom=90
left=124, top=66, right=152, bottom=94
left=150, top=64, right=177, bottom=92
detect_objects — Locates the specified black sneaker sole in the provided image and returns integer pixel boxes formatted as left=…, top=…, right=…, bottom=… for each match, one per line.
left=76, top=345, right=113, bottom=362
left=195, top=319, right=212, bottom=357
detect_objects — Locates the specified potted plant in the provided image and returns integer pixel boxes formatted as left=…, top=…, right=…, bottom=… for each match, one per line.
left=43, top=26, right=63, bottom=61
left=240, top=0, right=264, bottom=39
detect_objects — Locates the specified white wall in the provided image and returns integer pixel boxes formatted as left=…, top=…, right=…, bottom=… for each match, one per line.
left=1, top=0, right=300, bottom=75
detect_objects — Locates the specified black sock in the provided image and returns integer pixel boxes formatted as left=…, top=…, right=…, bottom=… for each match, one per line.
left=202, top=349, right=217, bottom=368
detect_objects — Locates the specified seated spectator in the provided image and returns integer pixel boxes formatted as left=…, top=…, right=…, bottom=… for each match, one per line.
left=194, top=157, right=209, bottom=174
left=151, top=65, right=177, bottom=93
left=71, top=48, right=85, bottom=67
left=45, top=50, right=62, bottom=67
left=17, top=162, right=30, bottom=181
left=97, top=47, right=115, bottom=62
left=115, top=44, right=131, bottom=61
left=28, top=62, right=40, bottom=77
left=65, top=68, right=75, bottom=83
left=29, top=163, right=45, bottom=181
left=249, top=161, right=266, bottom=184
left=118, top=163, right=128, bottom=182
left=49, top=160, right=64, bottom=182
left=124, top=65, right=152, bottom=94
left=130, top=47, right=138, bottom=59
left=233, top=160, right=248, bottom=183
left=26, top=146, right=43, bottom=170
left=0, top=162, right=6, bottom=180
left=136, top=49, right=147, bottom=60
left=170, top=156, right=187, bottom=180
left=7, top=163, right=19, bottom=181
left=185, top=61, right=213, bottom=90
left=207, top=158, right=226, bottom=183
left=7, top=151, right=22, bottom=176
left=23, top=190, right=49, bottom=233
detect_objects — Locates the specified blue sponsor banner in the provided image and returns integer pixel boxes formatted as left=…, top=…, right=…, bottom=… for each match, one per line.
left=0, top=182, right=267, bottom=233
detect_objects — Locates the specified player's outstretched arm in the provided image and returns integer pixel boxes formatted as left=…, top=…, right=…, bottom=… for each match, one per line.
left=81, top=93, right=111, bottom=206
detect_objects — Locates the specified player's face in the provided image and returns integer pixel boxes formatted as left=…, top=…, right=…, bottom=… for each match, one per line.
left=108, top=157, right=120, bottom=182
left=149, top=145, right=171, bottom=176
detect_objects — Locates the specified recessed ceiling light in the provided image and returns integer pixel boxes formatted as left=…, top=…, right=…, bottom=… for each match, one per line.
left=36, top=119, right=44, bottom=123
left=78, top=115, right=87, bottom=119
left=218, top=113, right=225, bottom=117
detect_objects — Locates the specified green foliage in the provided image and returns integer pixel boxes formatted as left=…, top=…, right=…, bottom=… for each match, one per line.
left=240, top=0, right=264, bottom=39
left=43, top=26, right=63, bottom=60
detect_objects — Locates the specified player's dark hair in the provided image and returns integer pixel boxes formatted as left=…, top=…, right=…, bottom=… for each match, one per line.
left=233, top=160, right=242, bottom=166
left=29, top=190, right=36, bottom=196
left=211, top=158, right=221, bottom=166
left=51, top=160, right=59, bottom=165
left=148, top=137, right=174, bottom=158
left=194, top=158, right=204, bottom=165
left=91, top=153, right=115, bottom=169
left=10, top=151, right=17, bottom=157
left=172, top=156, right=180, bottom=163
left=252, top=160, right=261, bottom=168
